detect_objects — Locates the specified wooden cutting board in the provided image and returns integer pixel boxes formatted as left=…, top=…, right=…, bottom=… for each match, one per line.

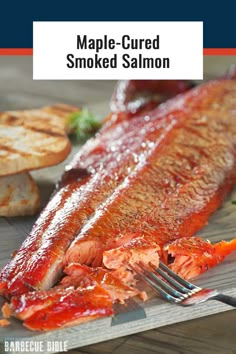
left=1, top=98, right=236, bottom=354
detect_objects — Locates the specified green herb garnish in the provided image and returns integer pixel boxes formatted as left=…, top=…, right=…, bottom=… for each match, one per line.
left=232, top=200, right=236, bottom=205
left=69, top=109, right=101, bottom=142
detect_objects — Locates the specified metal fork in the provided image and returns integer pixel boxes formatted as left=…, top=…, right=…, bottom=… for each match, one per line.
left=132, top=261, right=236, bottom=307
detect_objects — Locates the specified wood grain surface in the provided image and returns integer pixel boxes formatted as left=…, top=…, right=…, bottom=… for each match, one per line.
left=0, top=56, right=236, bottom=354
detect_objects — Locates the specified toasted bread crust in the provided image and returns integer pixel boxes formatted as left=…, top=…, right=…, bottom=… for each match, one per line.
left=0, top=104, right=79, bottom=176
left=41, top=104, right=79, bottom=134
left=0, top=173, right=40, bottom=216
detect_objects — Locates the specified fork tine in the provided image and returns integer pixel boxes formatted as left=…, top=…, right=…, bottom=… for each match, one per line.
left=130, top=261, right=236, bottom=308
left=129, top=263, right=179, bottom=303
left=159, top=261, right=200, bottom=290
left=138, top=262, right=187, bottom=300
left=149, top=263, right=189, bottom=294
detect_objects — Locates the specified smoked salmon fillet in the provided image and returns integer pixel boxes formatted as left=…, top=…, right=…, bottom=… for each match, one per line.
left=0, top=80, right=192, bottom=297
left=1, top=76, right=236, bottom=330
left=1, top=78, right=236, bottom=296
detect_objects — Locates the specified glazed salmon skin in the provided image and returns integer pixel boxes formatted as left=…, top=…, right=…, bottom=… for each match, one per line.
left=1, top=77, right=236, bottom=300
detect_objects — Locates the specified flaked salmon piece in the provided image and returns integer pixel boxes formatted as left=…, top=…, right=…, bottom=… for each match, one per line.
left=62, top=263, right=139, bottom=303
left=103, top=236, right=160, bottom=271
left=1, top=77, right=236, bottom=299
left=102, top=236, right=159, bottom=291
left=3, top=284, right=113, bottom=331
left=163, top=237, right=236, bottom=280
left=111, top=267, right=136, bottom=285
left=64, top=233, right=143, bottom=268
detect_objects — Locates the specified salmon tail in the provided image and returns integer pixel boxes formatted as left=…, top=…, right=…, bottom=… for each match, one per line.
left=104, top=79, right=193, bottom=125
left=213, top=238, right=236, bottom=257
left=163, top=236, right=236, bottom=280
left=221, top=65, right=236, bottom=80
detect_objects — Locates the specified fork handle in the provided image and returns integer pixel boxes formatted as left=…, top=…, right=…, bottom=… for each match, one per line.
left=212, top=294, right=236, bottom=307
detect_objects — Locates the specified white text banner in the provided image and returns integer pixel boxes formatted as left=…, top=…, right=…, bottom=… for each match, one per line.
left=33, top=21, right=203, bottom=80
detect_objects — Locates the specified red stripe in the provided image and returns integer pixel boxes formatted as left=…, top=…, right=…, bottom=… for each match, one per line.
left=0, top=48, right=236, bottom=56
left=0, top=48, right=33, bottom=55
left=203, top=48, right=236, bottom=55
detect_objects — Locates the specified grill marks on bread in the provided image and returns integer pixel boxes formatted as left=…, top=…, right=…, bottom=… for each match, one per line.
left=0, top=104, right=79, bottom=176
left=0, top=104, right=79, bottom=215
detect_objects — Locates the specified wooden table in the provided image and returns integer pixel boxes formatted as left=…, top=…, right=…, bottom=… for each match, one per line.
left=0, top=55, right=236, bottom=354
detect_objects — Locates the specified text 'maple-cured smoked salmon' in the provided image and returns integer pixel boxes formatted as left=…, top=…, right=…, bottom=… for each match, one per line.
left=1, top=73, right=236, bottom=330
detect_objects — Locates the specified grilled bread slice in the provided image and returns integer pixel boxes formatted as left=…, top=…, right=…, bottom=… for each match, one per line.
left=0, top=104, right=79, bottom=177
left=0, top=173, right=40, bottom=217
left=41, top=104, right=79, bottom=134
left=0, top=104, right=80, bottom=216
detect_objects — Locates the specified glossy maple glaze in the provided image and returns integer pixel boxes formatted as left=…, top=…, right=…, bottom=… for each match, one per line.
left=23, top=285, right=113, bottom=331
